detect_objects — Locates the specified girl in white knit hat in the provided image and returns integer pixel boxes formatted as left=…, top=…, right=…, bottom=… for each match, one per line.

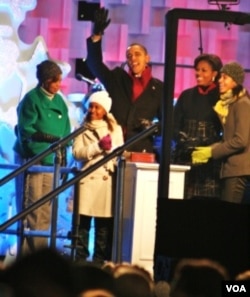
left=72, top=90, right=124, bottom=264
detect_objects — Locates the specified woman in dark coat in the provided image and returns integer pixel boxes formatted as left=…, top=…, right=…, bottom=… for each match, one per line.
left=173, top=53, right=223, bottom=199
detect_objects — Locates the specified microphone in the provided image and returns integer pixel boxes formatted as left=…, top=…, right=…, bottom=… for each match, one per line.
left=75, top=73, right=95, bottom=85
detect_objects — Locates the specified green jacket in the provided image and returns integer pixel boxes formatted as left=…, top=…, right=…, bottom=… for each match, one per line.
left=14, top=87, right=71, bottom=165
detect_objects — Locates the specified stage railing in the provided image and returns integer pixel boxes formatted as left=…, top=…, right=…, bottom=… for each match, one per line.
left=0, top=123, right=159, bottom=261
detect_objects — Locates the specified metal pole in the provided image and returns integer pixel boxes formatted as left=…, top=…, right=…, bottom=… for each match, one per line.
left=112, top=155, right=126, bottom=262
left=16, top=166, right=26, bottom=257
left=70, top=176, right=81, bottom=260
left=50, top=148, right=61, bottom=249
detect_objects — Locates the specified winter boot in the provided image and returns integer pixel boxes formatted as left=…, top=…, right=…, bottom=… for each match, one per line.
left=75, top=228, right=89, bottom=264
left=93, top=225, right=109, bottom=265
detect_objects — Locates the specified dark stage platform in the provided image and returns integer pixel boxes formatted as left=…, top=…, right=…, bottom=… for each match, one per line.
left=154, top=199, right=250, bottom=278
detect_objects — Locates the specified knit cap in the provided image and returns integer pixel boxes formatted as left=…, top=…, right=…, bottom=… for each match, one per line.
left=88, top=90, right=112, bottom=113
left=36, top=60, right=62, bottom=84
left=220, top=61, right=245, bottom=85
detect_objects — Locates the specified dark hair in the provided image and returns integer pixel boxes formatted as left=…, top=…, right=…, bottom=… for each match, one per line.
left=70, top=264, right=116, bottom=296
left=170, top=258, right=229, bottom=297
left=194, top=54, right=223, bottom=82
left=36, top=60, right=62, bottom=85
left=232, top=85, right=244, bottom=97
left=126, top=43, right=148, bottom=55
left=232, top=85, right=250, bottom=101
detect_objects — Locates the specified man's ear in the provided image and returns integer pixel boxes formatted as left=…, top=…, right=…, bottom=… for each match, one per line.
left=146, top=54, right=151, bottom=64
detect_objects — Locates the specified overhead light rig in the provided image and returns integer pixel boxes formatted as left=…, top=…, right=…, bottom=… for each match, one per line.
left=208, top=0, right=240, bottom=11
left=208, top=0, right=240, bottom=29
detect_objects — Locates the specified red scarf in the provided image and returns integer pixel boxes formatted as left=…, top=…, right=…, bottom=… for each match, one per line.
left=198, top=82, right=217, bottom=95
left=129, top=66, right=152, bottom=101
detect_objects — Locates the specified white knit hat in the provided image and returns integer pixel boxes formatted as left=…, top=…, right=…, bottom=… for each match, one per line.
left=88, top=90, right=112, bottom=113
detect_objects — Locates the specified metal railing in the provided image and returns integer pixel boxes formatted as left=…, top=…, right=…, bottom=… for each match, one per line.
left=0, top=123, right=159, bottom=261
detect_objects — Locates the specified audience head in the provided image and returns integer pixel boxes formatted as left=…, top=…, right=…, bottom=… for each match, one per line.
left=154, top=280, right=171, bottom=297
left=194, top=53, right=223, bottom=85
left=235, top=270, right=250, bottom=281
left=70, top=263, right=116, bottom=297
left=169, top=258, right=229, bottom=297
left=104, top=262, right=155, bottom=297
left=1, top=248, right=72, bottom=297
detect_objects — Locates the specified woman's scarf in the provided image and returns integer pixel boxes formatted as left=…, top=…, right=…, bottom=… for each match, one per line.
left=213, top=89, right=246, bottom=124
left=82, top=113, right=117, bottom=130
left=198, top=82, right=217, bottom=95
left=83, top=115, right=117, bottom=172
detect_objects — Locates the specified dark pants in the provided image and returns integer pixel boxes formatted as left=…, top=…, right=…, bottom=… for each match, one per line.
left=76, top=215, right=113, bottom=264
left=221, top=176, right=249, bottom=203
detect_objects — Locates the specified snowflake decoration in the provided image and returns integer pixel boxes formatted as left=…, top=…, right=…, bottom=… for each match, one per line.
left=0, top=0, right=37, bottom=23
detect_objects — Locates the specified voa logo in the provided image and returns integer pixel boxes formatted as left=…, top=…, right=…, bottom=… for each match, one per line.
left=223, top=281, right=250, bottom=296
left=226, top=285, right=247, bottom=293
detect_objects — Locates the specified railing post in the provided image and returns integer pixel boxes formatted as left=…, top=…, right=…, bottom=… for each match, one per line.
left=14, top=154, right=26, bottom=257
left=62, top=168, right=81, bottom=260
left=50, top=147, right=62, bottom=249
left=70, top=177, right=81, bottom=260
left=16, top=169, right=26, bottom=257
left=112, top=155, right=126, bottom=262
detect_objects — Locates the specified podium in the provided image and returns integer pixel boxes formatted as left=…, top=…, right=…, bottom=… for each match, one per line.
left=121, top=162, right=190, bottom=274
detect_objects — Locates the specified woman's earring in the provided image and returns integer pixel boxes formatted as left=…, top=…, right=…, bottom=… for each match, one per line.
left=212, top=77, right=215, bottom=82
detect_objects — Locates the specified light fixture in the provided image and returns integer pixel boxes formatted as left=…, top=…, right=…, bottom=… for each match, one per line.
left=208, top=0, right=240, bottom=19
left=77, top=1, right=100, bottom=21
left=208, top=0, right=240, bottom=4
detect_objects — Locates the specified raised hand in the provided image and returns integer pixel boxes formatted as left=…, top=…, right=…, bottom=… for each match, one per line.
left=93, top=7, right=111, bottom=35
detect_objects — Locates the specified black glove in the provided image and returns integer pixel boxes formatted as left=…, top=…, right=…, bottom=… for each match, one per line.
left=31, top=132, right=60, bottom=143
left=93, top=7, right=111, bottom=35
left=173, top=131, right=198, bottom=165
left=134, top=118, right=153, bottom=132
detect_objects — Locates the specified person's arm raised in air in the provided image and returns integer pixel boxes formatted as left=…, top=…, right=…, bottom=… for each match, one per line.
left=86, top=7, right=114, bottom=84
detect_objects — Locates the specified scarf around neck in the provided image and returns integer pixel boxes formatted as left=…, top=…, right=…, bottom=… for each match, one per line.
left=82, top=113, right=117, bottom=131
left=213, top=89, right=246, bottom=124
left=198, top=82, right=217, bottom=95
left=82, top=117, right=116, bottom=172
left=129, top=66, right=152, bottom=101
